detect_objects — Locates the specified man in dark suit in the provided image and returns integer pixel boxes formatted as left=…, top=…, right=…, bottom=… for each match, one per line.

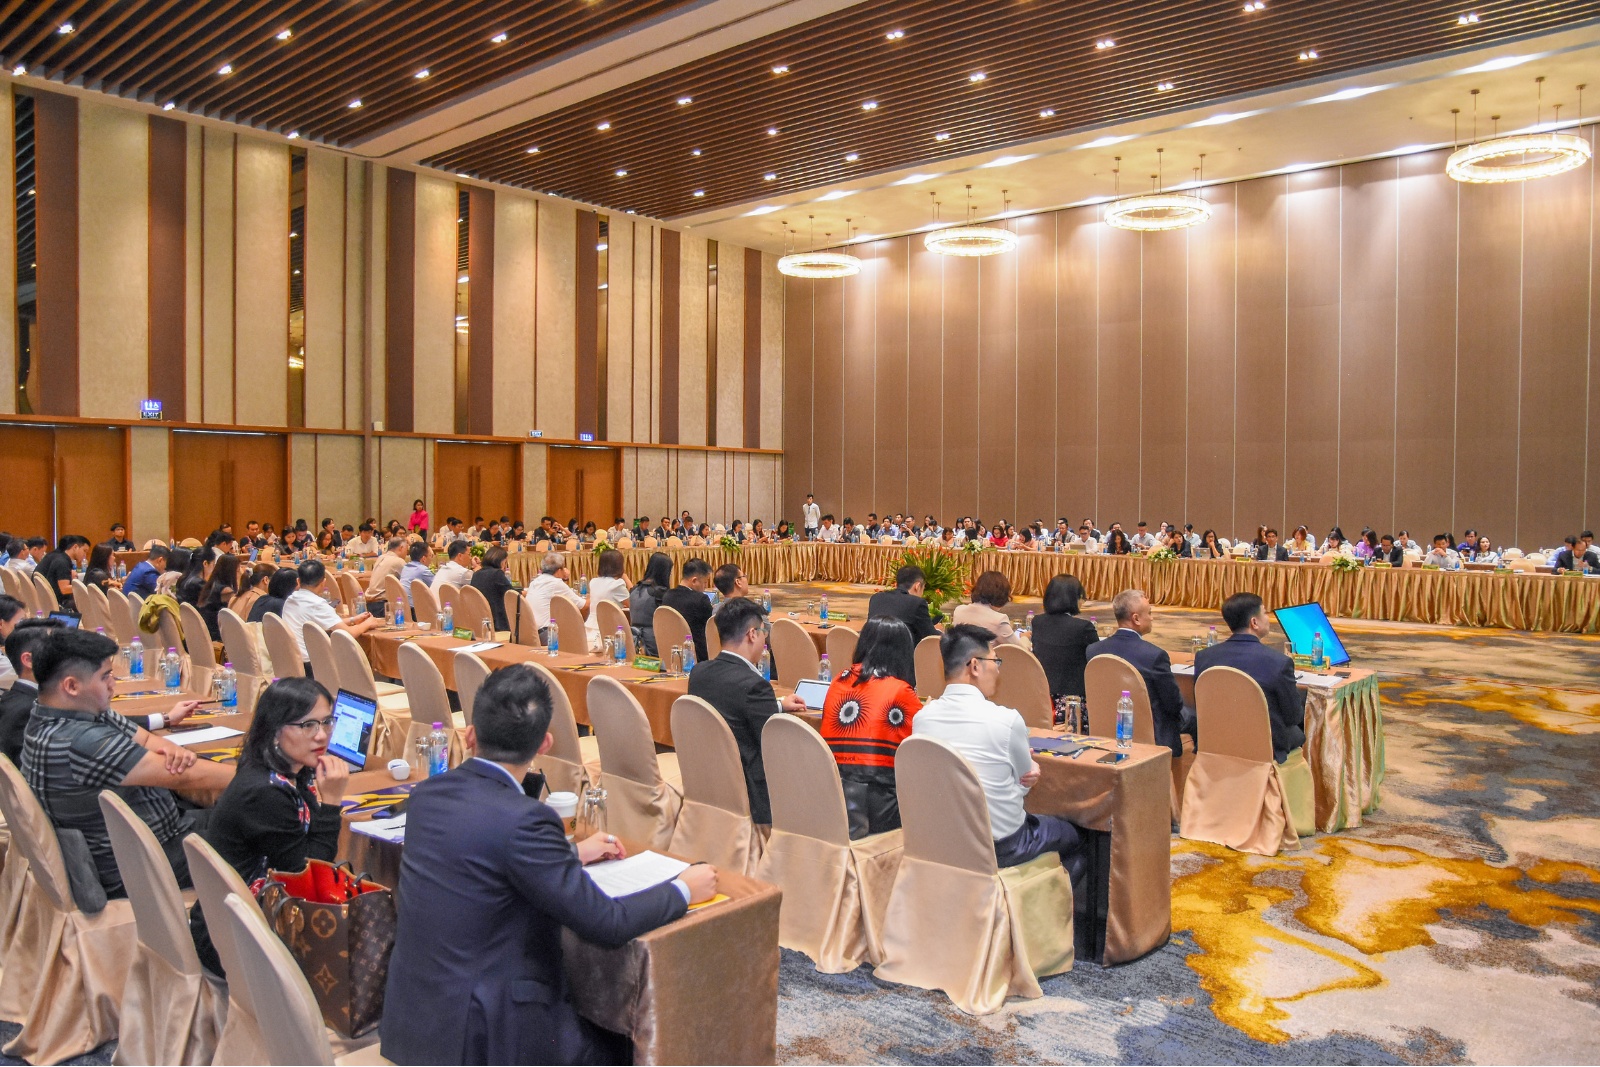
left=661, top=558, right=716, bottom=662
left=382, top=664, right=718, bottom=1066
left=1086, top=589, right=1192, bottom=755
left=1552, top=534, right=1600, bottom=573
left=1256, top=528, right=1290, bottom=562
left=1194, top=593, right=1306, bottom=763
left=0, top=620, right=54, bottom=763
left=686, top=597, right=808, bottom=824
left=867, top=565, right=939, bottom=644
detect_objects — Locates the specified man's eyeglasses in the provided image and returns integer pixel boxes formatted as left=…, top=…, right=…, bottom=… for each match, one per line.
left=971, top=655, right=1002, bottom=666
left=285, top=716, right=335, bottom=733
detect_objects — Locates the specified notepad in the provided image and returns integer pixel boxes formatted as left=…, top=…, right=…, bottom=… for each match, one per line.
left=454, top=641, right=503, bottom=654
left=1170, top=663, right=1196, bottom=676
left=351, top=814, right=407, bottom=843
left=1297, top=672, right=1344, bottom=689
left=168, top=726, right=244, bottom=747
left=584, top=850, right=689, bottom=898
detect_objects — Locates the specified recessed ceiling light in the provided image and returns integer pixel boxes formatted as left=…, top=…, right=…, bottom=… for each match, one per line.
left=1243, top=1, right=1265, bottom=10
left=934, top=131, right=951, bottom=141
left=287, top=131, right=299, bottom=139
left=763, top=172, right=777, bottom=180
left=218, top=63, right=234, bottom=75
left=1156, top=81, right=1175, bottom=91
left=57, top=22, right=73, bottom=34
left=892, top=173, right=937, bottom=185
left=456, top=172, right=471, bottom=179
left=818, top=190, right=853, bottom=201
left=10, top=65, right=23, bottom=76
left=676, top=95, right=693, bottom=105
left=625, top=209, right=637, bottom=215
left=1083, top=133, right=1135, bottom=147
left=490, top=32, right=508, bottom=44
left=275, top=28, right=292, bottom=41
left=969, top=72, right=986, bottom=83
left=597, top=121, right=612, bottom=131
left=526, top=146, right=539, bottom=154
left=862, top=101, right=878, bottom=110
left=26, top=188, right=34, bottom=195
left=767, top=127, right=779, bottom=135
left=458, top=275, right=469, bottom=284
left=772, top=64, right=789, bottom=74
left=162, top=101, right=176, bottom=111
left=598, top=283, right=608, bottom=290
left=293, top=269, right=301, bottom=276
left=844, top=152, right=859, bottom=162
left=597, top=243, right=608, bottom=251
left=746, top=205, right=780, bottom=216
left=691, top=148, right=702, bottom=156
left=1095, top=38, right=1116, bottom=49
left=1457, top=12, right=1479, bottom=24
left=415, top=69, right=430, bottom=79
left=1039, top=108, right=1056, bottom=118
left=615, top=169, right=628, bottom=177
left=692, top=190, right=705, bottom=197
left=982, top=154, right=1033, bottom=168
left=1312, top=84, right=1387, bottom=103
left=1298, top=49, right=1319, bottom=60
left=886, top=29, right=905, bottom=40
left=1461, top=54, right=1528, bottom=73
left=348, top=99, right=362, bottom=108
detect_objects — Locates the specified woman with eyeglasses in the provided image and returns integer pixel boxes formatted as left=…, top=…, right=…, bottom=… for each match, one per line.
left=189, top=677, right=348, bottom=976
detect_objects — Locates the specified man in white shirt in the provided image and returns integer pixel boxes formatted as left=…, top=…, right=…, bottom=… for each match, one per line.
left=7, top=538, right=44, bottom=574
left=367, top=538, right=409, bottom=589
left=802, top=495, right=821, bottom=541
left=431, top=518, right=461, bottom=551
left=434, top=540, right=476, bottom=588
left=399, top=543, right=435, bottom=608
left=281, top=560, right=379, bottom=665
left=912, top=625, right=1085, bottom=873
left=344, top=523, right=382, bottom=558
left=1397, top=530, right=1421, bottom=554
left=1130, top=521, right=1158, bottom=551
left=1425, top=534, right=1461, bottom=569
left=817, top=515, right=841, bottom=543
left=522, top=552, right=586, bottom=643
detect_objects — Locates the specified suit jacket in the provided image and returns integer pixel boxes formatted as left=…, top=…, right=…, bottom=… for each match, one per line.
left=687, top=653, right=782, bottom=823
left=1256, top=543, right=1290, bottom=561
left=380, top=760, right=686, bottom=1066
left=1193, top=632, right=1306, bottom=762
left=866, top=587, right=939, bottom=644
left=0, top=681, right=37, bottom=765
left=661, top=585, right=714, bottom=662
left=1086, top=629, right=1189, bottom=756
left=1030, top=613, right=1099, bottom=700
left=1552, top=546, right=1600, bottom=572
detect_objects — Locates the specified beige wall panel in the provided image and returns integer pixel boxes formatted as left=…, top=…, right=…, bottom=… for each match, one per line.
left=77, top=101, right=149, bottom=419
left=184, top=126, right=202, bottom=418
left=303, top=149, right=346, bottom=428
left=0, top=82, right=13, bottom=414
left=535, top=198, right=577, bottom=439
left=343, top=160, right=367, bottom=431
left=128, top=427, right=170, bottom=544
left=716, top=248, right=744, bottom=447
left=411, top=173, right=457, bottom=434
left=233, top=136, right=289, bottom=426
left=200, top=129, right=235, bottom=422
left=730, top=452, right=749, bottom=524
left=760, top=253, right=784, bottom=450
left=378, top=436, right=428, bottom=528
left=678, top=234, right=708, bottom=445
left=606, top=218, right=635, bottom=441
left=635, top=447, right=670, bottom=521
left=632, top=223, right=657, bottom=442
left=314, top=433, right=364, bottom=528
left=367, top=165, right=386, bottom=430
left=706, top=449, right=726, bottom=523
left=753, top=454, right=781, bottom=528
left=289, top=433, right=317, bottom=521
left=522, top=442, right=548, bottom=521
left=677, top=450, right=707, bottom=523
left=493, top=193, right=537, bottom=435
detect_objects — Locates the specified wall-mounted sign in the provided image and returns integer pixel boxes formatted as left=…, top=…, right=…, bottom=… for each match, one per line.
left=139, top=399, right=163, bottom=420
left=578, top=432, right=595, bottom=442
left=528, top=430, right=544, bottom=438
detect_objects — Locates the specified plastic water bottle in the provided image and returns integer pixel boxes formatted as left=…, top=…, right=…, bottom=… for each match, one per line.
left=547, top=621, right=560, bottom=657
left=759, top=648, right=772, bottom=681
left=162, top=647, right=183, bottom=693
left=579, top=575, right=589, bottom=597
left=819, top=593, right=829, bottom=624
left=94, top=626, right=106, bottom=638
left=129, top=636, right=145, bottom=679
left=614, top=627, right=627, bottom=664
left=354, top=593, right=367, bottom=617
left=763, top=589, right=772, bottom=613
left=1207, top=626, right=1218, bottom=647
left=1024, top=609, right=1035, bottom=636
left=115, top=560, right=127, bottom=579
left=219, top=662, right=238, bottom=707
left=1311, top=630, right=1325, bottom=669
left=1116, top=691, right=1134, bottom=749
left=681, top=636, right=696, bottom=673
left=818, top=652, right=831, bottom=683
left=356, top=556, right=365, bottom=573
left=427, top=722, right=449, bottom=777
left=442, top=601, right=454, bottom=633
left=393, top=599, right=406, bottom=628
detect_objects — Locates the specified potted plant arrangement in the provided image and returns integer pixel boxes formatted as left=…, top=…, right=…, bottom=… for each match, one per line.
left=890, top=545, right=968, bottom=625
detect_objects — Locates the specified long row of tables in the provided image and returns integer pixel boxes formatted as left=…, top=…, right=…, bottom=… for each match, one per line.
left=505, top=542, right=1600, bottom=633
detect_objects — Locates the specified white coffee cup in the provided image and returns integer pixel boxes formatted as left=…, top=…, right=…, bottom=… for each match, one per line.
left=387, top=758, right=411, bottom=781
left=547, top=790, right=579, bottom=838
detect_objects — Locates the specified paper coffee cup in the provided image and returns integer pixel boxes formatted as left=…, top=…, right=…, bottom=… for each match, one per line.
left=387, top=758, right=411, bottom=781
left=547, top=791, right=579, bottom=837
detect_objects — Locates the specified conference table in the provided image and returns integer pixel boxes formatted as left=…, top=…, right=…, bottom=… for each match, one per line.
left=505, top=542, right=1600, bottom=634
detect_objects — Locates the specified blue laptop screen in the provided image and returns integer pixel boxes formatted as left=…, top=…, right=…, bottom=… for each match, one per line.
left=1271, top=603, right=1351, bottom=667
left=327, top=689, right=378, bottom=768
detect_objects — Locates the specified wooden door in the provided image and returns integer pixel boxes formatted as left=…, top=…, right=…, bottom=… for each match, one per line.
left=546, top=446, right=620, bottom=530
left=0, top=425, right=54, bottom=540
left=53, top=427, right=128, bottom=543
left=434, top=442, right=521, bottom=528
left=170, top=431, right=287, bottom=540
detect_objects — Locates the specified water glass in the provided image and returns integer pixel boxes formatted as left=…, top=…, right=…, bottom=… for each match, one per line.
left=669, top=646, right=685, bottom=676
left=577, top=787, right=609, bottom=840
left=1065, top=696, right=1084, bottom=734
left=1190, top=635, right=1207, bottom=656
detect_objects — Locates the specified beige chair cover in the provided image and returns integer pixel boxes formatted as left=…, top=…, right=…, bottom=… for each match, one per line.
left=1179, top=666, right=1300, bottom=856
left=337, top=573, right=364, bottom=611
left=303, top=624, right=342, bottom=691
left=1086, top=653, right=1194, bottom=819
left=74, top=581, right=109, bottom=634
left=456, top=584, right=494, bottom=637
left=400, top=718, right=466, bottom=770
left=32, top=572, right=59, bottom=611
left=652, top=605, right=691, bottom=660
left=508, top=590, right=541, bottom=647
left=757, top=716, right=902, bottom=972
left=993, top=645, right=1054, bottom=729
left=874, top=737, right=1074, bottom=1016
left=0, top=756, right=137, bottom=1063
left=642, top=537, right=659, bottom=548
left=0, top=827, right=30, bottom=978
left=397, top=642, right=463, bottom=741
left=825, top=626, right=859, bottom=669
left=99, top=794, right=225, bottom=1066
left=0, top=565, right=19, bottom=605
left=453, top=651, right=492, bottom=726
left=550, top=594, right=591, bottom=654
left=148, top=605, right=194, bottom=687
left=179, top=601, right=219, bottom=689
left=667, top=536, right=685, bottom=548
left=183, top=835, right=269, bottom=1065
left=564, top=539, right=581, bottom=552
left=379, top=575, right=405, bottom=615
left=217, top=607, right=268, bottom=715
left=704, top=618, right=722, bottom=659
left=520, top=662, right=600, bottom=795
left=586, top=676, right=681, bottom=849
left=434, top=582, right=458, bottom=617
left=105, top=587, right=139, bottom=645
left=331, top=631, right=409, bottom=764
left=410, top=580, right=441, bottom=626
left=261, top=613, right=306, bottom=678
left=324, top=573, right=348, bottom=610
left=914, top=635, right=946, bottom=700
left=595, top=599, right=634, bottom=658
left=667, top=696, right=763, bottom=876
left=770, top=617, right=820, bottom=688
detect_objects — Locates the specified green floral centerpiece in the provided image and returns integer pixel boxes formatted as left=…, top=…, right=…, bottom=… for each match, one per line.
left=592, top=540, right=611, bottom=556
left=960, top=539, right=990, bottom=555
left=891, top=546, right=968, bottom=625
left=719, top=535, right=742, bottom=553
left=1330, top=555, right=1361, bottom=573
left=469, top=542, right=487, bottom=560
left=1147, top=547, right=1177, bottom=562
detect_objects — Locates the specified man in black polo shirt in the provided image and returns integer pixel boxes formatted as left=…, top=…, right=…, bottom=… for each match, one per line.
left=661, top=558, right=716, bottom=662
left=21, top=630, right=229, bottom=896
left=37, top=535, right=88, bottom=612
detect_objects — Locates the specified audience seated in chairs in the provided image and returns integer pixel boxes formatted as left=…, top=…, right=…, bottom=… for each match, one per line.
left=662, top=558, right=716, bottom=662
left=1194, top=593, right=1306, bottom=764
left=0, top=593, right=23, bottom=690
left=248, top=565, right=300, bottom=623
left=819, top=616, right=922, bottom=839
left=629, top=552, right=673, bottom=656
left=866, top=565, right=940, bottom=644
left=281, top=559, right=380, bottom=671
left=522, top=551, right=587, bottom=646
left=1086, top=589, right=1193, bottom=758
left=1030, top=574, right=1099, bottom=706
left=121, top=543, right=169, bottom=598
left=196, top=552, right=241, bottom=643
left=952, top=570, right=1026, bottom=647
left=231, top=562, right=273, bottom=622
left=470, top=546, right=515, bottom=632
left=400, top=541, right=436, bottom=593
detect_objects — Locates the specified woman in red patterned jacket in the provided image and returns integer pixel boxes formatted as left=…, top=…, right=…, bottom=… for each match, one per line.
left=820, top=616, right=922, bottom=839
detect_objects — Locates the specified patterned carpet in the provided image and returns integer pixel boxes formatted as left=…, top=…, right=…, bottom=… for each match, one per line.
left=768, top=584, right=1600, bottom=1065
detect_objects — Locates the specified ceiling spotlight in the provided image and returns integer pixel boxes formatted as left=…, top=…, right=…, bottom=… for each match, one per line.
left=1039, top=108, right=1056, bottom=118
left=218, top=63, right=234, bottom=75
left=287, top=131, right=300, bottom=139
left=772, top=64, right=790, bottom=74
left=767, top=126, right=779, bottom=135
left=747, top=205, right=779, bottom=215
left=692, top=190, right=705, bottom=197
left=57, top=22, right=73, bottom=34
left=818, top=190, right=853, bottom=201
left=289, top=231, right=299, bottom=238
left=886, top=29, right=905, bottom=40
left=1095, top=38, right=1116, bottom=49
left=1299, top=49, right=1319, bottom=60
left=526, top=146, right=540, bottom=154
left=691, top=148, right=703, bottom=156
left=1156, top=81, right=1175, bottom=91
left=597, top=243, right=608, bottom=251
left=415, top=69, right=430, bottom=79
left=677, top=95, right=693, bottom=105
left=162, top=101, right=176, bottom=111
left=10, top=65, right=23, bottom=76
left=597, top=121, right=612, bottom=131
left=893, top=173, right=938, bottom=185
left=1458, top=12, right=1479, bottom=24
left=458, top=275, right=469, bottom=284
left=763, top=172, right=777, bottom=181
left=614, top=169, right=628, bottom=177
left=275, top=28, right=292, bottom=41
left=844, top=152, right=859, bottom=162
left=1243, top=1, right=1265, bottom=10
left=490, top=32, right=508, bottom=43
left=348, top=99, right=362, bottom=108
left=969, top=72, right=986, bottom=83
left=935, top=131, right=951, bottom=141
left=862, top=100, right=878, bottom=110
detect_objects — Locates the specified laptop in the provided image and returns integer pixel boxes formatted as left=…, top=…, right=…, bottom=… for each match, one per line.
left=794, top=677, right=830, bottom=710
left=1271, top=603, right=1351, bottom=667
left=327, top=689, right=379, bottom=768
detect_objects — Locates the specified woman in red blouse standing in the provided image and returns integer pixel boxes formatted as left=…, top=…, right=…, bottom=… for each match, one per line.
left=407, top=498, right=430, bottom=537
left=820, top=616, right=922, bottom=839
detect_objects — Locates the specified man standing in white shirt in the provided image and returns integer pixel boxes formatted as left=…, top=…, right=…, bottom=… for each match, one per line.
left=434, top=540, right=476, bottom=588
left=281, top=560, right=379, bottom=667
left=802, top=495, right=821, bottom=541
left=522, top=552, right=587, bottom=645
left=912, top=625, right=1085, bottom=873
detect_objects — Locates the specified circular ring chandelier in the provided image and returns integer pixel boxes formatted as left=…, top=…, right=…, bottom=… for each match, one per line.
left=1446, top=131, right=1592, bottom=184
left=1104, top=192, right=1212, bottom=231
left=923, top=224, right=1018, bottom=257
left=776, top=250, right=862, bottom=278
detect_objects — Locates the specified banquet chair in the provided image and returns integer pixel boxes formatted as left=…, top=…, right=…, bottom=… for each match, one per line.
left=382, top=575, right=408, bottom=617
left=642, top=537, right=659, bottom=548
left=261, top=614, right=306, bottom=677
left=993, top=645, right=1055, bottom=729
left=757, top=715, right=902, bottom=972
left=508, top=591, right=541, bottom=647
left=178, top=602, right=220, bottom=694
left=434, top=582, right=459, bottom=621
left=216, top=896, right=389, bottom=1066
left=105, top=588, right=138, bottom=644
left=704, top=615, right=723, bottom=658
left=874, top=736, right=1073, bottom=1015
left=70, top=581, right=100, bottom=628
left=666, top=536, right=685, bottom=548
left=302, top=625, right=342, bottom=691
left=455, top=584, right=495, bottom=638
left=595, top=599, right=634, bottom=658
left=1508, top=558, right=1540, bottom=573
left=585, top=676, right=681, bottom=849
left=770, top=618, right=820, bottom=689
left=217, top=608, right=268, bottom=715
left=913, top=635, right=946, bottom=700
left=98, top=793, right=225, bottom=1066
left=398, top=642, right=463, bottom=731
left=0, top=756, right=137, bottom=1064
left=652, top=605, right=691, bottom=659
left=524, top=661, right=600, bottom=794
left=668, top=696, right=764, bottom=876
left=336, top=573, right=363, bottom=613
left=453, top=651, right=492, bottom=727
left=564, top=539, right=581, bottom=552
left=410, top=580, right=441, bottom=627
left=1179, top=666, right=1308, bottom=855
left=0, top=567, right=23, bottom=610
left=550, top=595, right=590, bottom=654
left=324, top=572, right=348, bottom=610
left=31, top=572, right=59, bottom=612
left=183, top=835, right=271, bottom=1064
left=825, top=625, right=859, bottom=669
left=330, top=630, right=408, bottom=708
left=1086, top=653, right=1192, bottom=819
left=615, top=537, right=633, bottom=550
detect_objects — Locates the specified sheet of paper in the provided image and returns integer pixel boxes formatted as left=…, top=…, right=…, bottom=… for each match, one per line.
left=351, top=814, right=407, bottom=843
left=1297, top=672, right=1344, bottom=689
left=584, top=850, right=690, bottom=898
left=1170, top=663, right=1196, bottom=676
left=454, top=641, right=503, bottom=654
left=168, top=726, right=245, bottom=747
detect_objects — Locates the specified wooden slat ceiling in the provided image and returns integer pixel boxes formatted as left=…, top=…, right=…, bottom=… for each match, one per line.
left=0, top=0, right=696, bottom=146
left=426, top=0, right=1600, bottom=219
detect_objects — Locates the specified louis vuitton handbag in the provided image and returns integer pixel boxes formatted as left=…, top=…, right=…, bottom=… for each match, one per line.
left=257, top=859, right=397, bottom=1038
